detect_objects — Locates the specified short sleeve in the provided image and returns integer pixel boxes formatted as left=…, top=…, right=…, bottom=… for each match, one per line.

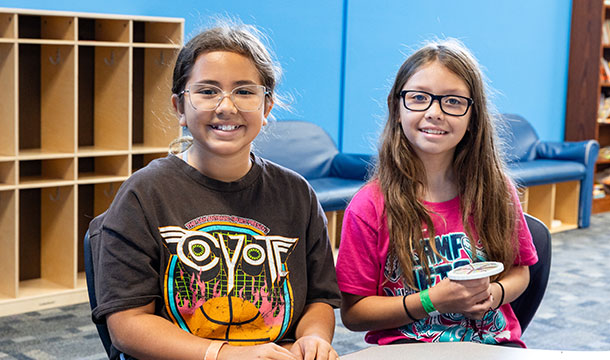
left=90, top=183, right=162, bottom=323
left=510, top=184, right=538, bottom=266
left=304, top=189, right=342, bottom=308
left=336, top=184, right=385, bottom=297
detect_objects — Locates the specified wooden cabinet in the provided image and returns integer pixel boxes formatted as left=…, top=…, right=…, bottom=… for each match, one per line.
left=0, top=8, right=183, bottom=316
left=565, top=0, right=610, bottom=213
left=519, top=181, right=580, bottom=234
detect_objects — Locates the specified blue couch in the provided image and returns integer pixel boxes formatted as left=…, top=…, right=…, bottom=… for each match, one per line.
left=253, top=120, right=372, bottom=212
left=502, top=114, right=599, bottom=228
left=253, top=116, right=599, bottom=229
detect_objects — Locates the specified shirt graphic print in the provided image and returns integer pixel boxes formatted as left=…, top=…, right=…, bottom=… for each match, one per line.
left=384, top=232, right=509, bottom=344
left=160, top=214, right=298, bottom=345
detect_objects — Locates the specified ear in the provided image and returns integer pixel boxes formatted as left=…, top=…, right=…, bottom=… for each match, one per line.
left=263, top=97, right=274, bottom=126
left=171, top=94, right=186, bottom=127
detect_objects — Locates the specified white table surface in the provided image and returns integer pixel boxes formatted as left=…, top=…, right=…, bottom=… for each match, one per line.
left=341, top=342, right=610, bottom=360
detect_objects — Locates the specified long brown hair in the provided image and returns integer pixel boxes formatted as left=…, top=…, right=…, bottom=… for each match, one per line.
left=376, top=39, right=518, bottom=289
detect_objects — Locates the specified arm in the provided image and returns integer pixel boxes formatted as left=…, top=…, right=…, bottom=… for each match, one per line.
left=341, top=276, right=494, bottom=331
left=107, top=301, right=297, bottom=360
left=491, top=265, right=530, bottom=309
left=289, top=302, right=338, bottom=360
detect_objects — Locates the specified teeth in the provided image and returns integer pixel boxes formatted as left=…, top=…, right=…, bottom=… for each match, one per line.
left=212, top=124, right=239, bottom=131
left=421, top=129, right=446, bottom=135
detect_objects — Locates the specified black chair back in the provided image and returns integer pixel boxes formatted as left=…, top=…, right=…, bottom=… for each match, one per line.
left=510, top=213, right=552, bottom=333
left=84, top=230, right=113, bottom=356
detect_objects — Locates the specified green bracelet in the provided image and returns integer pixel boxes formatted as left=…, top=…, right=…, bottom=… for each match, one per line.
left=419, top=289, right=440, bottom=316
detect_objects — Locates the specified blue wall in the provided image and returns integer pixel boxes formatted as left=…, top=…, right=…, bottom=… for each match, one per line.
left=341, top=0, right=572, bottom=153
left=4, top=0, right=572, bottom=154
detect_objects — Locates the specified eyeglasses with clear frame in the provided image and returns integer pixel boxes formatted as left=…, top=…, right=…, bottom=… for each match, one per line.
left=180, top=84, right=269, bottom=112
left=399, top=90, right=474, bottom=116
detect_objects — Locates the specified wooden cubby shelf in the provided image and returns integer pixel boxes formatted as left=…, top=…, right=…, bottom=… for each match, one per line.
left=519, top=181, right=580, bottom=234
left=0, top=7, right=183, bottom=316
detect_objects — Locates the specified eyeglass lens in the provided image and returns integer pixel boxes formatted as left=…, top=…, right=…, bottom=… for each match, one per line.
left=402, top=91, right=471, bottom=116
left=187, top=84, right=266, bottom=112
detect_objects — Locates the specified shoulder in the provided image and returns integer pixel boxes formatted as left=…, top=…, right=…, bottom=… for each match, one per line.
left=117, top=155, right=183, bottom=194
left=103, top=155, right=181, bottom=212
left=257, top=156, right=313, bottom=191
left=343, top=180, right=385, bottom=221
left=349, top=180, right=384, bottom=209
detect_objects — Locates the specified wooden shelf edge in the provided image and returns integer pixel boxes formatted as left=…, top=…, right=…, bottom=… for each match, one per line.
left=0, top=8, right=184, bottom=23
left=77, top=175, right=129, bottom=184
left=18, top=179, right=75, bottom=189
left=549, top=223, right=579, bottom=234
left=17, top=39, right=75, bottom=45
left=0, top=287, right=88, bottom=317
left=18, top=150, right=75, bottom=160
left=131, top=145, right=170, bottom=154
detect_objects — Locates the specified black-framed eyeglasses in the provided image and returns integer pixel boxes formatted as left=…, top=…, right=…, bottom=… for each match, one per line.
left=180, top=84, right=269, bottom=112
left=399, top=90, right=474, bottom=116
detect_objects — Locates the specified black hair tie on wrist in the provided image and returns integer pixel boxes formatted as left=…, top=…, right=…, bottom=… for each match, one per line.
left=403, top=295, right=417, bottom=321
left=493, top=280, right=505, bottom=310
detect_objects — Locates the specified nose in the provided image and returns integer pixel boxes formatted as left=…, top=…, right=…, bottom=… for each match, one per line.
left=215, top=94, right=237, bottom=113
left=425, top=99, right=443, bottom=119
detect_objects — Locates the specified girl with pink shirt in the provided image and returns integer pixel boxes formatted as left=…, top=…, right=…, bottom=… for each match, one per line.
left=336, top=39, right=537, bottom=347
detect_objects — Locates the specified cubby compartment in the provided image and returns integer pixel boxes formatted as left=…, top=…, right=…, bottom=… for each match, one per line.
left=0, top=43, right=15, bottom=158
left=132, top=47, right=178, bottom=151
left=78, top=18, right=129, bottom=42
left=133, top=20, right=182, bottom=44
left=0, top=161, right=16, bottom=189
left=78, top=46, right=130, bottom=153
left=78, top=155, right=129, bottom=181
left=77, top=181, right=122, bottom=273
left=132, top=152, right=167, bottom=172
left=19, top=186, right=76, bottom=294
left=0, top=13, right=15, bottom=39
left=519, top=180, right=580, bottom=233
left=0, top=8, right=182, bottom=316
left=18, top=15, right=75, bottom=41
left=18, top=44, right=75, bottom=157
left=19, top=158, right=74, bottom=187
left=0, top=190, right=17, bottom=299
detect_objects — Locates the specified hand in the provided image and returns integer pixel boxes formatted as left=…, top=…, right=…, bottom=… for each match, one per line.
left=428, top=277, right=493, bottom=316
left=289, top=335, right=339, bottom=360
left=218, top=342, right=298, bottom=360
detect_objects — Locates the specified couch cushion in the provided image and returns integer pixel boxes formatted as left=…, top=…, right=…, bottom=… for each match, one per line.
left=501, top=114, right=539, bottom=163
left=507, top=160, right=586, bottom=187
left=253, top=120, right=338, bottom=179
left=308, top=177, right=364, bottom=212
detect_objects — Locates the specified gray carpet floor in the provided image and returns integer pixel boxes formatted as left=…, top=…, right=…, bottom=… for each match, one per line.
left=1, top=212, right=609, bottom=359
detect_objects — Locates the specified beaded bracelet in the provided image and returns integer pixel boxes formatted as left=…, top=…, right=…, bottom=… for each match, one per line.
left=204, top=340, right=228, bottom=360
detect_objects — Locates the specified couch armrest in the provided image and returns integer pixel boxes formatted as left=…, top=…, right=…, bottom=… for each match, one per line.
left=536, top=140, right=599, bottom=165
left=330, top=153, right=375, bottom=180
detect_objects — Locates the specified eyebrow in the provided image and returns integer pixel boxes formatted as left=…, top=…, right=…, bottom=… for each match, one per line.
left=191, top=79, right=259, bottom=87
left=407, top=87, right=470, bottom=97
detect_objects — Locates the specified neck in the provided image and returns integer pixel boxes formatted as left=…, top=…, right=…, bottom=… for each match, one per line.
left=185, top=145, right=252, bottom=182
left=419, top=153, right=457, bottom=202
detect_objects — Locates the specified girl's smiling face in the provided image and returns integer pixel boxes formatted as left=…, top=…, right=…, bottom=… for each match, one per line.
left=399, top=60, right=471, bottom=163
left=178, top=51, right=272, bottom=161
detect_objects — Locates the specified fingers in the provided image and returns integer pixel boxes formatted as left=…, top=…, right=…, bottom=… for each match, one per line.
left=292, top=336, right=339, bottom=360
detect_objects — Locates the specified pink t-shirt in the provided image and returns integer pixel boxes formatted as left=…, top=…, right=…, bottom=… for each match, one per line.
left=336, top=181, right=538, bottom=347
